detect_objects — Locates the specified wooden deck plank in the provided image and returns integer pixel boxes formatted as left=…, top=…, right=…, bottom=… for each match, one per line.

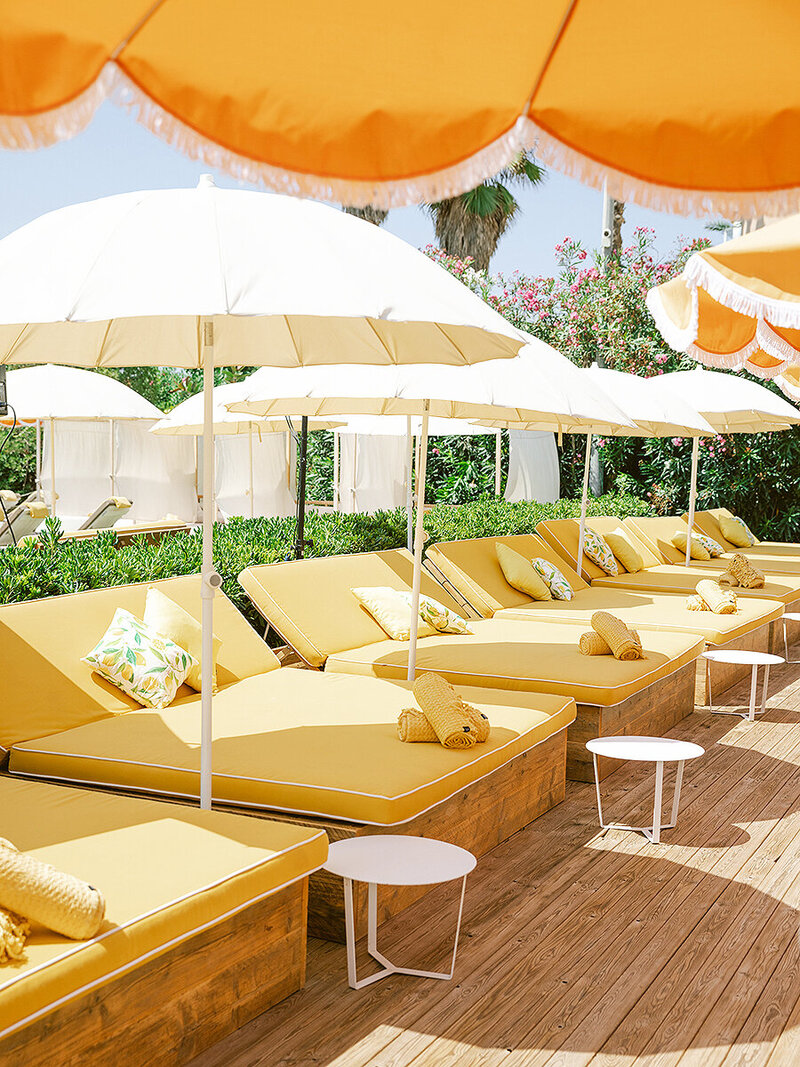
left=191, top=660, right=800, bottom=1067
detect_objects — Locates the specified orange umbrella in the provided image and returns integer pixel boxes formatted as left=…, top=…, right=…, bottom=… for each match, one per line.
left=1, top=1, right=799, bottom=213
left=647, top=215, right=800, bottom=392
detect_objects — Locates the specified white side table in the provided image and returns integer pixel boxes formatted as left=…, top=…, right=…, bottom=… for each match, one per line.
left=323, top=835, right=477, bottom=990
left=701, top=649, right=784, bottom=721
left=783, top=613, right=800, bottom=662
left=586, top=735, right=704, bottom=844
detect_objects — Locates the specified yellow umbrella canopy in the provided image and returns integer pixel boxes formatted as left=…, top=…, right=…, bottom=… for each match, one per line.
left=647, top=215, right=800, bottom=389
left=1, top=1, right=799, bottom=213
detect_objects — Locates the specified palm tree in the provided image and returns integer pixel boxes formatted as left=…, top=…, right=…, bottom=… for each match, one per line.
left=425, top=153, right=545, bottom=271
left=343, top=205, right=388, bottom=227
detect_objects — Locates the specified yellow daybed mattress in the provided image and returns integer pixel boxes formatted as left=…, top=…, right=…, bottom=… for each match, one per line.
left=9, top=671, right=576, bottom=826
left=0, top=777, right=326, bottom=1045
left=687, top=508, right=800, bottom=562
left=536, top=517, right=800, bottom=608
left=240, top=552, right=705, bottom=706
left=426, top=534, right=782, bottom=644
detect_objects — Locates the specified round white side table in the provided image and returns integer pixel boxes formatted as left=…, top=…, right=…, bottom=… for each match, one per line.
left=782, top=613, right=800, bottom=662
left=701, top=649, right=784, bottom=721
left=323, top=835, right=477, bottom=990
left=586, top=735, right=704, bottom=844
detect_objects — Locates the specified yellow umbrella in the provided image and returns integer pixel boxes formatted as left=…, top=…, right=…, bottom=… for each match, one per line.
left=1, top=2, right=799, bottom=213
left=647, top=215, right=800, bottom=389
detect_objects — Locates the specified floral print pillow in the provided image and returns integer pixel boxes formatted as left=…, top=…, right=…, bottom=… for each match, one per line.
left=583, top=529, right=619, bottom=575
left=83, top=609, right=197, bottom=710
left=417, top=594, right=472, bottom=634
left=532, top=558, right=574, bottom=601
left=694, top=531, right=725, bottom=557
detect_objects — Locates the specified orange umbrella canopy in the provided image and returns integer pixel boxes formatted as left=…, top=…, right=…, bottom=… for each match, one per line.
left=647, top=215, right=800, bottom=390
left=1, top=1, right=799, bottom=213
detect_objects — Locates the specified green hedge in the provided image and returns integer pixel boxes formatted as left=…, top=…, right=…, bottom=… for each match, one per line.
left=0, top=493, right=653, bottom=633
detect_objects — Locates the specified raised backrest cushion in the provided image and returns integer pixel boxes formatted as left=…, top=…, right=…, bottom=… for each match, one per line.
left=624, top=516, right=698, bottom=565
left=240, top=549, right=466, bottom=667
left=536, top=518, right=661, bottom=577
left=427, top=534, right=587, bottom=617
left=687, top=508, right=734, bottom=549
left=0, top=575, right=279, bottom=752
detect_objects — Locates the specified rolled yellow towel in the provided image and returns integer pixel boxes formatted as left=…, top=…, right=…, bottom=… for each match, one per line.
left=686, top=594, right=705, bottom=611
left=0, top=838, right=105, bottom=940
left=726, top=554, right=765, bottom=589
left=579, top=631, right=612, bottom=656
left=591, top=612, right=643, bottom=661
left=696, top=579, right=738, bottom=614
left=0, top=908, right=29, bottom=963
left=413, top=673, right=477, bottom=749
left=398, top=707, right=438, bottom=743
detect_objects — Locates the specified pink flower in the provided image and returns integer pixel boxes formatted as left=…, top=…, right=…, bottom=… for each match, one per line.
left=671, top=437, right=683, bottom=447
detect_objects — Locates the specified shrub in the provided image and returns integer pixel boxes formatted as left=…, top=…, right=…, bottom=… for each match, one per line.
left=0, top=493, right=652, bottom=633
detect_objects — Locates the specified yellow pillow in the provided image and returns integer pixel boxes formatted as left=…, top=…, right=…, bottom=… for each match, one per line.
left=144, top=587, right=221, bottom=693
left=671, top=531, right=711, bottom=560
left=720, top=514, right=758, bottom=547
left=604, top=531, right=643, bottom=573
left=495, top=542, right=551, bottom=601
left=351, top=587, right=436, bottom=640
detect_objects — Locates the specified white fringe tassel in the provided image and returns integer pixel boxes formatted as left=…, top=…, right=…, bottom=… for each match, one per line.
left=645, top=284, right=699, bottom=352
left=0, top=66, right=115, bottom=150
left=684, top=256, right=800, bottom=330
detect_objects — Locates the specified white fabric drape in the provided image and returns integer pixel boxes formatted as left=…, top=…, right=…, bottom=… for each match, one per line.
left=336, top=433, right=407, bottom=513
left=504, top=429, right=560, bottom=503
left=215, top=431, right=295, bottom=518
left=114, top=420, right=197, bottom=522
left=41, top=419, right=114, bottom=529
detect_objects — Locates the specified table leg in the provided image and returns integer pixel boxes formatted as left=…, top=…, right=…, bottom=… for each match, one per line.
left=652, top=761, right=664, bottom=844
left=760, top=664, right=771, bottom=716
left=670, top=760, right=685, bottom=827
left=706, top=657, right=713, bottom=712
left=785, top=619, right=790, bottom=663
left=748, top=664, right=758, bottom=722
left=592, top=752, right=606, bottom=830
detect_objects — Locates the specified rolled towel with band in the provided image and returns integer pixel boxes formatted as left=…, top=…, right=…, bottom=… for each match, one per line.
left=695, top=579, right=738, bottom=614
left=590, top=612, right=643, bottom=661
left=398, top=701, right=490, bottom=743
left=579, top=628, right=641, bottom=656
left=720, top=554, right=765, bottom=589
left=413, top=673, right=477, bottom=749
left=0, top=838, right=106, bottom=940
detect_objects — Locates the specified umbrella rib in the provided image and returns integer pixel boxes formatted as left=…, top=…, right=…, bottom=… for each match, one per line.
left=111, top=0, right=170, bottom=59
left=2, top=324, right=29, bottom=365
left=364, top=317, right=398, bottom=365
left=525, top=0, right=581, bottom=112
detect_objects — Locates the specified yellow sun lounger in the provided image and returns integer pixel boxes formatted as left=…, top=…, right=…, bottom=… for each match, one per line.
left=0, top=776, right=325, bottom=1065
left=687, top=507, right=800, bottom=562
left=240, top=550, right=705, bottom=782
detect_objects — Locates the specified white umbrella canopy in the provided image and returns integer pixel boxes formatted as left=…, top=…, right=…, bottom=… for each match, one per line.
left=150, top=382, right=340, bottom=436
left=0, top=364, right=161, bottom=423
left=0, top=179, right=527, bottom=812
left=643, top=367, right=800, bottom=562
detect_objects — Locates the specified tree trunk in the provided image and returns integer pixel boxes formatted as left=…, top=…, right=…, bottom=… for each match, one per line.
left=343, top=206, right=388, bottom=227
left=431, top=198, right=506, bottom=271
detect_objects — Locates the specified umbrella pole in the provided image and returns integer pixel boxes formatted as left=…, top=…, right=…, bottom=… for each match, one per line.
left=49, top=418, right=56, bottom=517
left=686, top=436, right=700, bottom=566
left=406, top=415, right=414, bottom=551
left=495, top=432, right=502, bottom=496
left=408, top=401, right=430, bottom=682
left=577, top=432, right=592, bottom=580
left=248, top=423, right=254, bottom=519
left=35, top=419, right=41, bottom=497
left=332, top=431, right=339, bottom=511
left=200, top=322, right=220, bottom=811
left=109, top=418, right=116, bottom=498
left=294, top=415, right=309, bottom=559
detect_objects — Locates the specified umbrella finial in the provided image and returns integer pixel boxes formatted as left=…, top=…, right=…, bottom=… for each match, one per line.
left=197, top=174, right=216, bottom=189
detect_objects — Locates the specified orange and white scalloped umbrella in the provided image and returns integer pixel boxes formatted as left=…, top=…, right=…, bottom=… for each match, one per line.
left=647, top=215, right=800, bottom=396
left=1, top=2, right=800, bottom=214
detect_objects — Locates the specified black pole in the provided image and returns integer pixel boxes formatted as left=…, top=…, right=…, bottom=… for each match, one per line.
left=293, top=415, right=310, bottom=560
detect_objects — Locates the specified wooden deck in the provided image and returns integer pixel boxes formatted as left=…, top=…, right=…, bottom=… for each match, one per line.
left=193, top=657, right=800, bottom=1067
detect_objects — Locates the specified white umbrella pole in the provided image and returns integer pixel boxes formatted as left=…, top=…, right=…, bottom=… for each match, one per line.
left=49, top=418, right=56, bottom=517
left=35, top=419, right=41, bottom=497
left=686, top=436, right=700, bottom=566
left=109, top=419, right=116, bottom=497
left=406, top=415, right=414, bottom=551
left=332, top=431, right=339, bottom=511
left=200, top=322, right=220, bottom=810
left=408, top=402, right=430, bottom=682
left=248, top=423, right=254, bottom=519
left=577, top=432, right=592, bottom=579
left=495, top=432, right=502, bottom=496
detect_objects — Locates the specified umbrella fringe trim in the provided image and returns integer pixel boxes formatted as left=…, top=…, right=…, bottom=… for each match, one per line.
left=755, top=319, right=800, bottom=363
left=685, top=341, right=762, bottom=374
left=0, top=66, right=115, bottom=150
left=683, top=256, right=800, bottom=330
left=644, top=285, right=699, bottom=352
left=776, top=373, right=800, bottom=401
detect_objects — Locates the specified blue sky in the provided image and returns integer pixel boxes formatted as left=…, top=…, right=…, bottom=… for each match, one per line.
left=0, top=100, right=715, bottom=276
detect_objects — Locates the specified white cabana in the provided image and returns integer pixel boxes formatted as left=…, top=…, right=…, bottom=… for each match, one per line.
left=643, top=368, right=800, bottom=559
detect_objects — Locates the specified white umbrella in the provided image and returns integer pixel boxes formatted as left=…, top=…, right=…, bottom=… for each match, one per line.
left=0, top=178, right=525, bottom=810
left=150, top=382, right=340, bottom=520
left=0, top=364, right=161, bottom=514
left=228, top=340, right=634, bottom=678
left=644, top=368, right=800, bottom=561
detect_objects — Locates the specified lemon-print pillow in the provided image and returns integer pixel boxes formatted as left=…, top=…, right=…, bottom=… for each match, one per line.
left=720, top=514, right=758, bottom=547
left=532, top=558, right=574, bottom=601
left=583, top=529, right=619, bottom=575
left=693, top=531, right=725, bottom=557
left=417, top=594, right=472, bottom=634
left=83, top=608, right=196, bottom=710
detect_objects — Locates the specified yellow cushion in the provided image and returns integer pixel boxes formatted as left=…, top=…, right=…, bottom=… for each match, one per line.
left=604, top=531, right=643, bottom=573
left=351, top=586, right=436, bottom=640
left=144, top=587, right=221, bottom=693
left=720, top=514, right=758, bottom=547
left=9, top=672, right=576, bottom=826
left=0, top=576, right=279, bottom=753
left=671, top=531, right=711, bottom=560
left=325, top=617, right=705, bottom=706
left=495, top=542, right=551, bottom=601
left=0, top=777, right=325, bottom=1042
